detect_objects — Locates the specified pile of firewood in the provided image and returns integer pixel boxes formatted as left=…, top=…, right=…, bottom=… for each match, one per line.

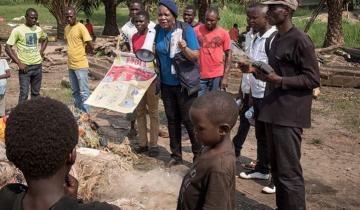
left=93, top=35, right=129, bottom=56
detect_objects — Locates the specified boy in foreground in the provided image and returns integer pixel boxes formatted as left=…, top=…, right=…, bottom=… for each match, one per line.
left=0, top=97, right=120, bottom=210
left=177, top=91, right=237, bottom=210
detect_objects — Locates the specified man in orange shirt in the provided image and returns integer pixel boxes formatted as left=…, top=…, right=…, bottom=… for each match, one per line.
left=229, top=23, right=239, bottom=42
left=194, top=7, right=231, bottom=96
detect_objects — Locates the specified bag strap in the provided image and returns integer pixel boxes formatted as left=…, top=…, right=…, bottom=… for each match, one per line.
left=265, top=31, right=278, bottom=56
left=176, top=21, right=189, bottom=43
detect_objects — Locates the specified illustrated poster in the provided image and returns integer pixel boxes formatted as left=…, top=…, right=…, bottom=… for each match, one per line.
left=85, top=52, right=156, bottom=113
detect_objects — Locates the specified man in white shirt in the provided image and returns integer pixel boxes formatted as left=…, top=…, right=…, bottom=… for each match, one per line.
left=232, top=11, right=256, bottom=162
left=238, top=3, right=277, bottom=194
left=233, top=29, right=256, bottom=159
left=121, top=0, right=156, bottom=52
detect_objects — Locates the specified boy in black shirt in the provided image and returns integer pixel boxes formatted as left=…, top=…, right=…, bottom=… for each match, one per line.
left=177, top=91, right=237, bottom=210
left=0, top=97, right=120, bottom=210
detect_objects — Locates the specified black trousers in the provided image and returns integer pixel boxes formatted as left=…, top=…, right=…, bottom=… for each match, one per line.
left=161, top=84, right=202, bottom=160
left=253, top=97, right=269, bottom=174
left=265, top=123, right=306, bottom=210
left=232, top=94, right=250, bottom=157
left=18, top=64, right=42, bottom=103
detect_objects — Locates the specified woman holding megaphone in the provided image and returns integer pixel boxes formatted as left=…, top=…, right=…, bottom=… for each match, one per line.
left=154, top=0, right=202, bottom=167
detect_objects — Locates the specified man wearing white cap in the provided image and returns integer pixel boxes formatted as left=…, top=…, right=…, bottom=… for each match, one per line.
left=251, top=0, right=321, bottom=209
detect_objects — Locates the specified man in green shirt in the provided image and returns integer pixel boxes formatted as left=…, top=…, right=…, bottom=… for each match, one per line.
left=5, top=8, right=48, bottom=103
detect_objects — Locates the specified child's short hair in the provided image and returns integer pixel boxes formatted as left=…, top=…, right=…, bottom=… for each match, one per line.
left=191, top=91, right=238, bottom=128
left=135, top=10, right=150, bottom=21
left=5, top=97, right=78, bottom=179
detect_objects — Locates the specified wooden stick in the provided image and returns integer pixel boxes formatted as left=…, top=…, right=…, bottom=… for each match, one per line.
left=304, top=0, right=327, bottom=33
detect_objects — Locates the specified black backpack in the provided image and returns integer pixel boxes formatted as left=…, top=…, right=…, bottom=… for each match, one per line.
left=155, top=21, right=200, bottom=95
left=265, top=31, right=278, bottom=56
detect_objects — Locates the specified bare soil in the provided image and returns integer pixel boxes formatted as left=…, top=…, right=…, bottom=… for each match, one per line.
left=3, top=44, right=360, bottom=210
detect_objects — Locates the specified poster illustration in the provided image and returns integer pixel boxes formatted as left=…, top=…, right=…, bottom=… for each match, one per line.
left=85, top=52, right=157, bottom=113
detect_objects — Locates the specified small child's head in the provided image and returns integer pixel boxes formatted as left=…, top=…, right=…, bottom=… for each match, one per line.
left=134, top=10, right=150, bottom=34
left=5, top=97, right=78, bottom=180
left=189, top=91, right=238, bottom=146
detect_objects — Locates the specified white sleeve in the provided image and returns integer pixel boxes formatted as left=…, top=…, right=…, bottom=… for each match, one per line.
left=0, top=60, right=10, bottom=71
left=148, top=21, right=157, bottom=29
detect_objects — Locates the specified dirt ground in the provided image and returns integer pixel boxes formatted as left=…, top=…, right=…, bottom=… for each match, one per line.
left=2, top=43, right=360, bottom=210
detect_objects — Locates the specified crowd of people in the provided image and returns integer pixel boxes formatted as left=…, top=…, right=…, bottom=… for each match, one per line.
left=0, top=0, right=320, bottom=209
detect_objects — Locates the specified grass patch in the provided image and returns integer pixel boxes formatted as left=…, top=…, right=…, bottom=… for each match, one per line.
left=311, top=138, right=323, bottom=145
left=317, top=87, right=360, bottom=135
left=294, top=8, right=313, bottom=17
left=41, top=87, right=73, bottom=105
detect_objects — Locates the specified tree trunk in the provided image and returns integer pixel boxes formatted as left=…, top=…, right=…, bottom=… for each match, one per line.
left=56, top=20, right=66, bottom=40
left=102, top=0, right=120, bottom=36
left=198, top=0, right=209, bottom=23
left=52, top=10, right=67, bottom=40
left=44, top=1, right=68, bottom=40
left=323, top=0, right=345, bottom=47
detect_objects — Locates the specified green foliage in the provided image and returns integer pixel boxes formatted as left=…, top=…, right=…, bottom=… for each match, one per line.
left=79, top=0, right=102, bottom=17
left=342, top=20, right=360, bottom=48
left=219, top=3, right=360, bottom=48
left=0, top=4, right=128, bottom=27
left=1, top=2, right=359, bottom=47
left=0, top=0, right=33, bottom=5
left=0, top=3, right=55, bottom=25
left=293, top=7, right=312, bottom=17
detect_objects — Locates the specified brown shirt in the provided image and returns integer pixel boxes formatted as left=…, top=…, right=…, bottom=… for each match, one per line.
left=258, top=27, right=320, bottom=128
left=177, top=147, right=235, bottom=210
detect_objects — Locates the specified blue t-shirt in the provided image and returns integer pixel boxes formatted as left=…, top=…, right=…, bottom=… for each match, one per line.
left=155, top=24, right=200, bottom=86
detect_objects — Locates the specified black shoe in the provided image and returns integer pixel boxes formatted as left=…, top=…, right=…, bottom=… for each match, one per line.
left=166, top=158, right=183, bottom=168
left=262, top=181, right=276, bottom=194
left=148, top=147, right=159, bottom=157
left=134, top=145, right=148, bottom=154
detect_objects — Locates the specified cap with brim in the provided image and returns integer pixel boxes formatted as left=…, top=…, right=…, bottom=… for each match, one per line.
left=262, top=0, right=298, bottom=11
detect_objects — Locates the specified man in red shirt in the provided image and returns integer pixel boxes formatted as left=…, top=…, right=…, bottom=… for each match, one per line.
left=229, top=23, right=239, bottom=42
left=85, top=18, right=95, bottom=40
left=195, top=7, right=231, bottom=96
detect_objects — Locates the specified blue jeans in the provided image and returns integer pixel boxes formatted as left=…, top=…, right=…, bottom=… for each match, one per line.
left=18, top=64, right=42, bottom=103
left=198, top=76, right=222, bottom=96
left=69, top=69, right=90, bottom=113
